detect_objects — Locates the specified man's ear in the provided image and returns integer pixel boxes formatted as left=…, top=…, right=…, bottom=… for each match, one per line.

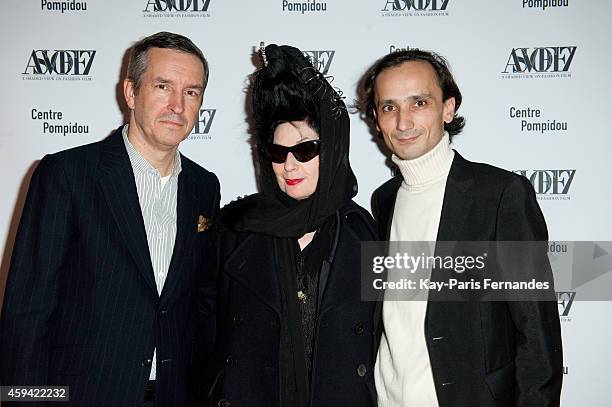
left=123, top=79, right=136, bottom=110
left=372, top=108, right=381, bottom=133
left=443, top=97, right=456, bottom=124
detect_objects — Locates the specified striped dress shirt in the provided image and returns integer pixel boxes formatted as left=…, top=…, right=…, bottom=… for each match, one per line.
left=122, top=125, right=182, bottom=380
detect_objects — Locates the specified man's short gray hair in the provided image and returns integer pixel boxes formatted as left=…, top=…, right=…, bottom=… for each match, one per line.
left=126, top=31, right=209, bottom=93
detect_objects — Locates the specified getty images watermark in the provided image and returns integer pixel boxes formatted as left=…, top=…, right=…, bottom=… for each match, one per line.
left=361, top=241, right=611, bottom=302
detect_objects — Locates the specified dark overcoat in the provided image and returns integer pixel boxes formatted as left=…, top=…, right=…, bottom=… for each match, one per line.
left=209, top=201, right=378, bottom=407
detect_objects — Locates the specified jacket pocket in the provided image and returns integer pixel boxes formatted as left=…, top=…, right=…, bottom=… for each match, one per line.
left=484, top=360, right=515, bottom=399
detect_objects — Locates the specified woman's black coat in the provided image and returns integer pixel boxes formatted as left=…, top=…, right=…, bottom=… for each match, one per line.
left=208, top=201, right=378, bottom=407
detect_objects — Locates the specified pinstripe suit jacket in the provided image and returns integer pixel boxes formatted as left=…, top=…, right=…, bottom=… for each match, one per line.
left=0, top=127, right=220, bottom=406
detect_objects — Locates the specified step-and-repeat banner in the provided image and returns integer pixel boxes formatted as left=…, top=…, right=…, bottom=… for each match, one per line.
left=0, top=1, right=610, bottom=404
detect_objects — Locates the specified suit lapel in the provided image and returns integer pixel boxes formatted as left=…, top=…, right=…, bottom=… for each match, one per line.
left=436, top=152, right=475, bottom=242
left=372, top=176, right=401, bottom=346
left=160, top=158, right=199, bottom=302
left=428, top=152, right=476, bottom=304
left=98, top=128, right=157, bottom=293
left=376, top=176, right=402, bottom=241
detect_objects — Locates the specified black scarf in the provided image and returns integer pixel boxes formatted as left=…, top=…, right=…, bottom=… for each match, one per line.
left=219, top=44, right=357, bottom=407
left=220, top=97, right=356, bottom=236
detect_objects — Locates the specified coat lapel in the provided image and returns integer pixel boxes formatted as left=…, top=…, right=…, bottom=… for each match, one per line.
left=98, top=128, right=157, bottom=293
left=375, top=177, right=402, bottom=241
left=224, top=235, right=282, bottom=315
left=316, top=212, right=341, bottom=316
left=372, top=176, right=402, bottom=345
left=435, top=152, right=475, bottom=242
left=428, top=152, right=476, bottom=302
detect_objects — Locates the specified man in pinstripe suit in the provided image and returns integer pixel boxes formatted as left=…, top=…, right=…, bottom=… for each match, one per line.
left=0, top=32, right=220, bottom=406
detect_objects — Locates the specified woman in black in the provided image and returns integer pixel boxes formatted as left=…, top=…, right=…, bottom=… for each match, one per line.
left=209, top=44, right=377, bottom=407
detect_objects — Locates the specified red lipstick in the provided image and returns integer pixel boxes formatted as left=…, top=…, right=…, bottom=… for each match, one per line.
left=286, top=178, right=303, bottom=186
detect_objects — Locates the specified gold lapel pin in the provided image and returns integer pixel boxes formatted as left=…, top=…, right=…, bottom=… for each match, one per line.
left=197, top=214, right=210, bottom=232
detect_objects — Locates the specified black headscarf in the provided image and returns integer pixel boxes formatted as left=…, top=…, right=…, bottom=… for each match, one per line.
left=219, top=44, right=357, bottom=407
left=220, top=44, right=357, bottom=237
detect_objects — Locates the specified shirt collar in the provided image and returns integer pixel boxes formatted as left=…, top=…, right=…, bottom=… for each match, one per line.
left=122, top=124, right=182, bottom=178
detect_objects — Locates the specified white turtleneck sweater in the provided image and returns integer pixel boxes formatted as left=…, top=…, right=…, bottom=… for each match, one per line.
left=374, top=133, right=454, bottom=407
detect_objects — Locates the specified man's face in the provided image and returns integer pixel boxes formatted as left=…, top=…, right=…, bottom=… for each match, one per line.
left=373, top=60, right=455, bottom=160
left=124, top=47, right=204, bottom=152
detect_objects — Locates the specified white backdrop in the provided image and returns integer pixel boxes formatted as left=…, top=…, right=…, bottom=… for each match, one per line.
left=1, top=1, right=610, bottom=404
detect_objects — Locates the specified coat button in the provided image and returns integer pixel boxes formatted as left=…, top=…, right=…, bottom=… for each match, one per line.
left=142, top=359, right=152, bottom=367
left=217, top=399, right=231, bottom=407
left=357, top=364, right=367, bottom=377
left=355, top=322, right=365, bottom=335
left=225, top=355, right=237, bottom=367
left=158, top=308, right=168, bottom=316
left=233, top=313, right=242, bottom=326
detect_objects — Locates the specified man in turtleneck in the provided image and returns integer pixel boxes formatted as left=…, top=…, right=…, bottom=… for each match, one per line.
left=360, top=49, right=563, bottom=407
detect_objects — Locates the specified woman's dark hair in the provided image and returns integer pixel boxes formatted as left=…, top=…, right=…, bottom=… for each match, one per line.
left=359, top=48, right=465, bottom=138
left=251, top=45, right=321, bottom=143
left=219, top=43, right=357, bottom=238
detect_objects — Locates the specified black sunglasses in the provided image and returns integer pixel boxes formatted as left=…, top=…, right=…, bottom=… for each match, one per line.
left=259, top=140, right=321, bottom=163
